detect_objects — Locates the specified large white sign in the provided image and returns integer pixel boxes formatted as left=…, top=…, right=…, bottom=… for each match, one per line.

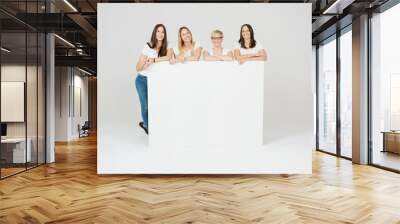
left=97, top=3, right=313, bottom=174
left=149, top=61, right=264, bottom=151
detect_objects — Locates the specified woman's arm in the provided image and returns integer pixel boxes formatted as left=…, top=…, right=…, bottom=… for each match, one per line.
left=203, top=50, right=222, bottom=61
left=236, top=49, right=267, bottom=64
left=177, top=53, right=185, bottom=63
left=234, top=49, right=259, bottom=60
left=136, top=54, right=149, bottom=71
left=247, top=49, right=267, bottom=61
left=185, top=47, right=202, bottom=61
left=169, top=52, right=178, bottom=64
left=220, top=51, right=234, bottom=61
left=155, top=48, right=173, bottom=62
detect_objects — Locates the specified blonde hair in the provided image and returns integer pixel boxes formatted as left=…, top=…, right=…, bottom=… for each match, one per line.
left=178, top=26, right=195, bottom=53
left=211, top=29, right=223, bottom=38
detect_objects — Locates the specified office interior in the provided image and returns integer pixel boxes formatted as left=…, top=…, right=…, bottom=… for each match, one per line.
left=0, top=0, right=400, bottom=222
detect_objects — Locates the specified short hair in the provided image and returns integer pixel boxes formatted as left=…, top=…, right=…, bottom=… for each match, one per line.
left=211, top=30, right=223, bottom=38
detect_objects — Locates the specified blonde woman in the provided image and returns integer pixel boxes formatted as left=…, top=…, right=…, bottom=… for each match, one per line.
left=203, top=30, right=233, bottom=61
left=234, top=24, right=267, bottom=64
left=171, top=26, right=202, bottom=63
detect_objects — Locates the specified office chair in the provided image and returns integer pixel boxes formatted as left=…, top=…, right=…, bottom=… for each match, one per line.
left=79, top=121, right=90, bottom=138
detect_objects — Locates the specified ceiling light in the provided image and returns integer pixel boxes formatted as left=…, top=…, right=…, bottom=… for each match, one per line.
left=54, top=34, right=75, bottom=48
left=1, top=47, right=11, bottom=53
left=323, top=0, right=346, bottom=14
left=78, top=67, right=93, bottom=76
left=63, top=0, right=78, bottom=12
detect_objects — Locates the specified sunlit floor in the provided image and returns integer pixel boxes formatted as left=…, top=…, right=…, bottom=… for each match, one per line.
left=0, top=167, right=25, bottom=178
left=0, top=162, right=44, bottom=179
left=372, top=150, right=400, bottom=171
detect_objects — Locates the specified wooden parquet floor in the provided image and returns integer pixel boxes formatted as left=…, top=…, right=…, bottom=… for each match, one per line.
left=1, top=135, right=400, bottom=224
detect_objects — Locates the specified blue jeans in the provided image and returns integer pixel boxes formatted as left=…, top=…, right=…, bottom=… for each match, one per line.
left=135, top=74, right=148, bottom=129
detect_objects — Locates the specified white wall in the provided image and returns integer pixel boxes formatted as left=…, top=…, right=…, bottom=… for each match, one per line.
left=98, top=3, right=313, bottom=174
left=55, top=67, right=89, bottom=141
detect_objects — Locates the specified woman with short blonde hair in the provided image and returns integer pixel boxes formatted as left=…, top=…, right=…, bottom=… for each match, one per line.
left=203, top=29, right=233, bottom=61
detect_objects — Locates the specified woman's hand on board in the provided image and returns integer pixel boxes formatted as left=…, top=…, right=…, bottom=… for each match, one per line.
left=147, top=58, right=155, bottom=64
left=177, top=55, right=185, bottom=63
left=169, top=57, right=176, bottom=64
left=142, top=58, right=154, bottom=69
left=238, top=58, right=246, bottom=64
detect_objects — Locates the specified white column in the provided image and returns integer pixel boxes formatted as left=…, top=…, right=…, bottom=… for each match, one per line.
left=352, top=14, right=369, bottom=164
left=45, top=0, right=55, bottom=163
left=46, top=32, right=55, bottom=163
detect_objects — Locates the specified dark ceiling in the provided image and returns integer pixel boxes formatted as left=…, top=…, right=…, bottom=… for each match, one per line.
left=0, top=0, right=393, bottom=74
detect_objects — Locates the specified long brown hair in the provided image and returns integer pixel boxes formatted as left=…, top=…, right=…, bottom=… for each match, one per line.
left=178, top=26, right=195, bottom=53
left=238, top=24, right=256, bottom=49
left=147, top=24, right=168, bottom=57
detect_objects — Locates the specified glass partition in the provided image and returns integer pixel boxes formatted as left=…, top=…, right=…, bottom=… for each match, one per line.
left=317, top=36, right=337, bottom=154
left=0, top=1, right=46, bottom=179
left=1, top=31, right=28, bottom=177
left=26, top=31, right=38, bottom=169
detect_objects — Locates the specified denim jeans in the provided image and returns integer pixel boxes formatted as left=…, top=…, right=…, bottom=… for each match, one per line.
left=135, top=74, right=148, bottom=129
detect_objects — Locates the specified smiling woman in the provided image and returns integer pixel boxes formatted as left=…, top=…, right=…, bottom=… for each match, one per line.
left=234, top=24, right=267, bottom=64
left=171, top=26, right=202, bottom=63
left=203, top=30, right=233, bottom=61
left=134, top=24, right=172, bottom=134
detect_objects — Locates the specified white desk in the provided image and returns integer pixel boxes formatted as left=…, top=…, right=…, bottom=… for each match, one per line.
left=1, top=138, right=32, bottom=163
left=148, top=61, right=264, bottom=151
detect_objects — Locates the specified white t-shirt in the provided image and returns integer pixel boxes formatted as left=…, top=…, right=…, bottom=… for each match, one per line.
left=173, top=41, right=201, bottom=57
left=234, top=41, right=263, bottom=55
left=205, top=48, right=231, bottom=56
left=138, top=43, right=158, bottom=76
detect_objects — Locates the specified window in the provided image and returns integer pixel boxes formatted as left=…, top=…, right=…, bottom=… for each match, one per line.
left=370, top=2, right=400, bottom=171
left=339, top=29, right=352, bottom=158
left=317, top=36, right=337, bottom=154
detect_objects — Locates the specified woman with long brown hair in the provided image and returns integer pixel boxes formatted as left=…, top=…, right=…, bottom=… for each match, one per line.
left=171, top=26, right=202, bottom=63
left=135, top=24, right=172, bottom=134
left=234, top=24, right=267, bottom=64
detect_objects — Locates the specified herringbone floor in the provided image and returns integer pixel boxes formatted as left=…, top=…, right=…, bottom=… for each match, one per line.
left=1, top=135, right=400, bottom=224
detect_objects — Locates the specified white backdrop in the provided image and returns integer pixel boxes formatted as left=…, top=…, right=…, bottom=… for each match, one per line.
left=98, top=3, right=313, bottom=174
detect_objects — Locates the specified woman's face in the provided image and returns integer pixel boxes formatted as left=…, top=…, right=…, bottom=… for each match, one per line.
left=181, top=29, right=192, bottom=43
left=241, top=26, right=251, bottom=41
left=211, top=33, right=223, bottom=48
left=156, top=26, right=165, bottom=42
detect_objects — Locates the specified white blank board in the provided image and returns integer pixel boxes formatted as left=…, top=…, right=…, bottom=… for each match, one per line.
left=1, top=82, right=25, bottom=122
left=149, top=61, right=264, bottom=151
